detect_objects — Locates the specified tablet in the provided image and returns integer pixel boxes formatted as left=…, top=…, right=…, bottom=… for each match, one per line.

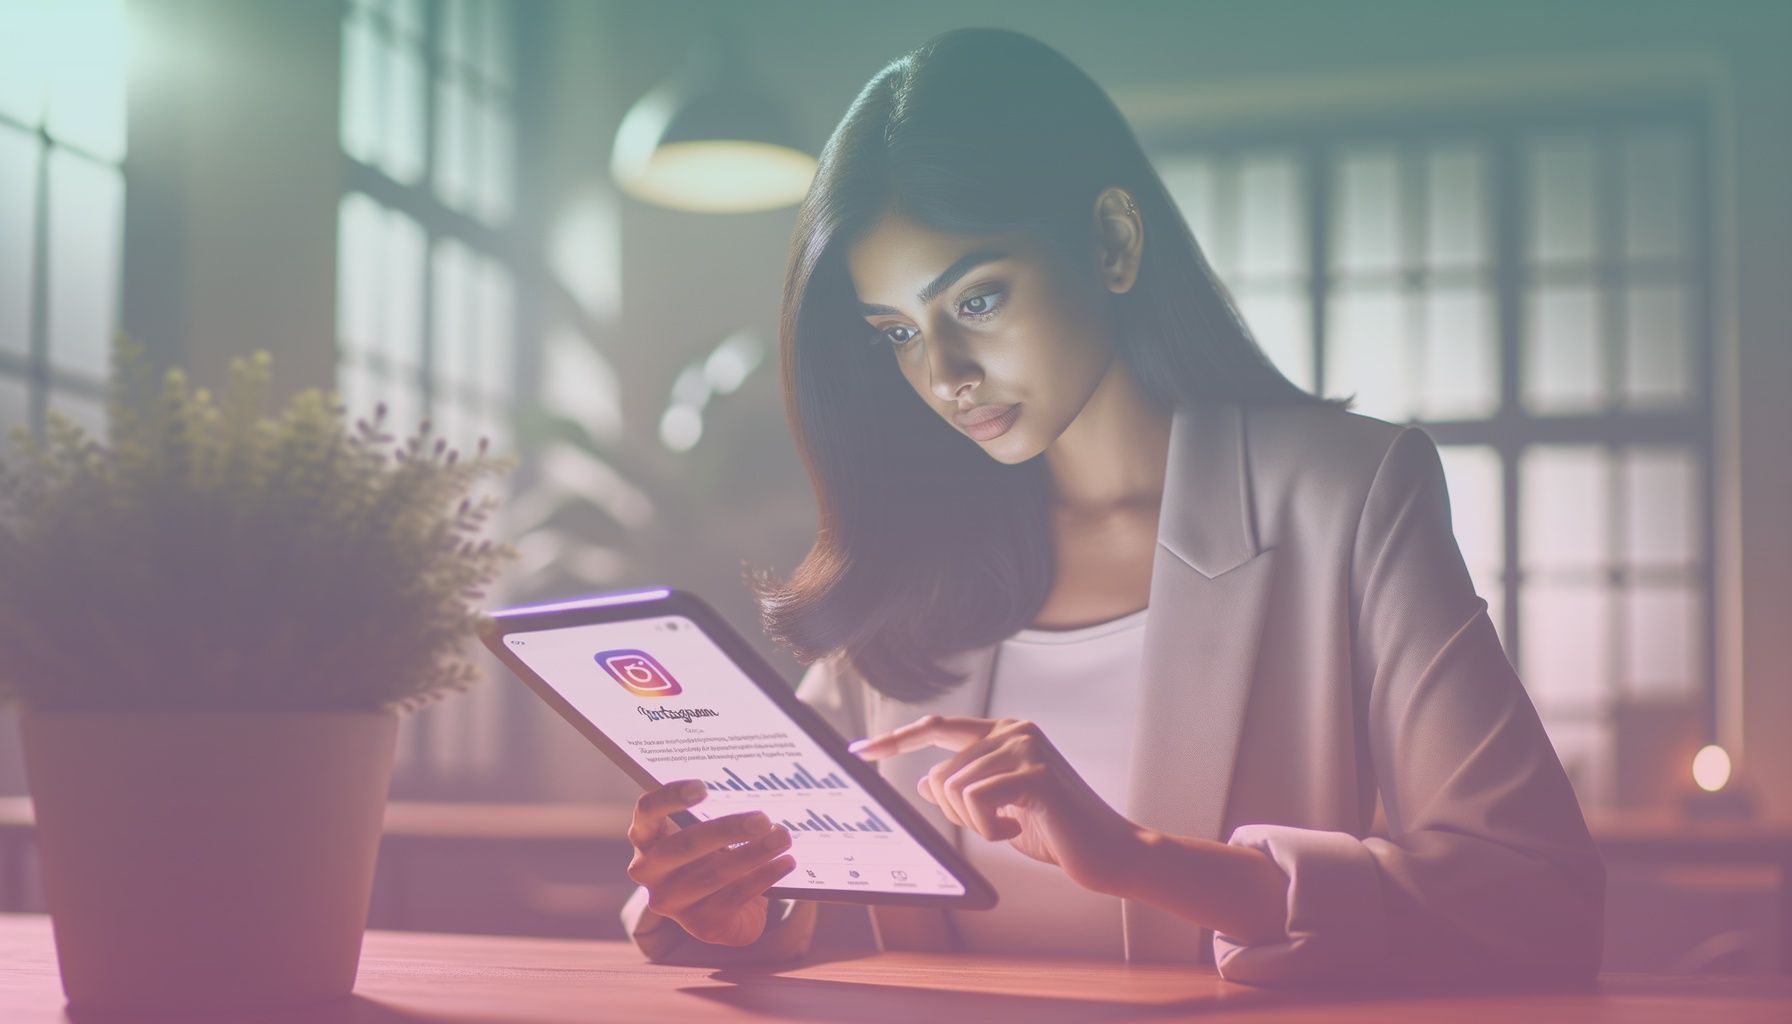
left=476, top=586, right=998, bottom=910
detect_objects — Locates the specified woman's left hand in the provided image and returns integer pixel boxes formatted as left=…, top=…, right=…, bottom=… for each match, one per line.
left=849, top=715, right=1150, bottom=897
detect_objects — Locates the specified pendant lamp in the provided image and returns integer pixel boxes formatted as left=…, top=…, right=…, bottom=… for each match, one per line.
left=610, top=27, right=816, bottom=214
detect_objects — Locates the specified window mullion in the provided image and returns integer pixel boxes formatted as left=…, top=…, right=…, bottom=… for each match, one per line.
left=26, top=127, right=50, bottom=435
left=1491, top=127, right=1524, bottom=668
left=1307, top=143, right=1329, bottom=397
left=419, top=0, right=440, bottom=411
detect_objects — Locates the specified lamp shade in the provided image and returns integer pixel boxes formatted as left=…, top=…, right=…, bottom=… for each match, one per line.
left=611, top=34, right=816, bottom=214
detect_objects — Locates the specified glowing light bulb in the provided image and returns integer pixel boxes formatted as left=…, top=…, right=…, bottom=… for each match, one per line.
left=1691, top=744, right=1731, bottom=793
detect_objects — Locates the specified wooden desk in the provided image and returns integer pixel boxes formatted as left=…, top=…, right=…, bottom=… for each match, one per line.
left=0, top=795, right=632, bottom=845
left=5, top=799, right=1790, bottom=966
left=0, top=797, right=638, bottom=933
left=2, top=913, right=1788, bottom=1023
left=1586, top=809, right=1792, bottom=972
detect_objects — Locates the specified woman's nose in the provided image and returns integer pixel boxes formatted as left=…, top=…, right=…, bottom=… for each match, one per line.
left=924, top=325, right=981, bottom=402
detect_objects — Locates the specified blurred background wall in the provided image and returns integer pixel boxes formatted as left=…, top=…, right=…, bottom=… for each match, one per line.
left=0, top=0, right=1786, bottom=971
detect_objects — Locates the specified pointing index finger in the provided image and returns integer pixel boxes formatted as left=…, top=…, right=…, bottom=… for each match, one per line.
left=848, top=715, right=994, bottom=760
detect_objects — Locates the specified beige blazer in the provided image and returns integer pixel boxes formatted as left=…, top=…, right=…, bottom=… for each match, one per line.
left=625, top=398, right=1606, bottom=987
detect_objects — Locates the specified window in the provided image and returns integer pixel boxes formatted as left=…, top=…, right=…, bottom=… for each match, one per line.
left=0, top=0, right=128, bottom=441
left=1157, top=107, right=1713, bottom=809
left=338, top=0, right=521, bottom=796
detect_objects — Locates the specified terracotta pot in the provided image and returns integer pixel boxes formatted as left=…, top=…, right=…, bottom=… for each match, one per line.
left=20, top=708, right=398, bottom=1013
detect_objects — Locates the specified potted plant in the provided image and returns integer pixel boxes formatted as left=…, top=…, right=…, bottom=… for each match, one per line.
left=0, top=336, right=518, bottom=1013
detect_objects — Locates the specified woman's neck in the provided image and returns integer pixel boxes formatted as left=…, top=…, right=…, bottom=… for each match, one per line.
left=1043, top=354, right=1173, bottom=520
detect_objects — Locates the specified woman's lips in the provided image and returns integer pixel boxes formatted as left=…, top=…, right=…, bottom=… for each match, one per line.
left=958, top=403, right=1020, bottom=441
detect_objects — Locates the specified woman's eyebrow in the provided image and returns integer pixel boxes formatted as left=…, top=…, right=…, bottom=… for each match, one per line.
left=858, top=248, right=1008, bottom=317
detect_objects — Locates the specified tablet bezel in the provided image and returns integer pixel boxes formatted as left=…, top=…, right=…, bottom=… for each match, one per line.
left=477, top=586, right=998, bottom=910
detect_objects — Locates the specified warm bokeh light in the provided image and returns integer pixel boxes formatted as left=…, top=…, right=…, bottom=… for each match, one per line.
left=615, top=140, right=816, bottom=214
left=1691, top=743, right=1731, bottom=792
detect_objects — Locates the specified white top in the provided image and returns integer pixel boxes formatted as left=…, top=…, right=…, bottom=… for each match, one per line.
left=951, top=605, right=1148, bottom=958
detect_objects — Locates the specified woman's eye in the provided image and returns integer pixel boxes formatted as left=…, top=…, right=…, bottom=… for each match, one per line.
left=958, top=288, right=1006, bottom=319
left=880, top=324, right=918, bottom=347
left=870, top=288, right=1004, bottom=349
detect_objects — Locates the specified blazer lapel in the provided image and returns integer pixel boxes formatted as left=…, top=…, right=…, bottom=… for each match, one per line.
left=1122, top=399, right=1278, bottom=964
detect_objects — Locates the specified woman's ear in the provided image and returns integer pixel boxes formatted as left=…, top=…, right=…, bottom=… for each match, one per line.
left=1092, top=186, right=1143, bottom=294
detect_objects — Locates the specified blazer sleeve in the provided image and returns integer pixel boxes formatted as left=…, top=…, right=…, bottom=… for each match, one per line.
left=1211, top=425, right=1606, bottom=987
left=621, top=651, right=860, bottom=964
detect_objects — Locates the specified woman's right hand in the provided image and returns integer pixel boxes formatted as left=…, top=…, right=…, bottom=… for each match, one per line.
left=626, top=779, right=797, bottom=947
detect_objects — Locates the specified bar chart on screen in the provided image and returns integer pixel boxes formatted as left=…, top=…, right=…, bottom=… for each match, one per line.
left=502, top=610, right=968, bottom=896
left=704, top=761, right=848, bottom=792
left=689, top=775, right=928, bottom=889
left=780, top=805, right=893, bottom=833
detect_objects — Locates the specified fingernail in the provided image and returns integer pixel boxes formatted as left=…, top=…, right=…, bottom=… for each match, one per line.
left=847, top=738, right=870, bottom=753
left=680, top=780, right=706, bottom=801
left=744, top=813, right=773, bottom=835
left=764, top=826, right=792, bottom=849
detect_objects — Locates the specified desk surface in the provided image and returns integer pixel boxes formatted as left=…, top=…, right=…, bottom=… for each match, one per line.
left=4, top=796, right=1790, bottom=849
left=2, top=914, right=1788, bottom=1023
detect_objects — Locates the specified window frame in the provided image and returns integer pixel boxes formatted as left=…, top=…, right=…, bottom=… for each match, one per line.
left=0, top=90, right=127, bottom=436
left=1145, top=96, right=1718, bottom=807
left=337, top=0, right=534, bottom=801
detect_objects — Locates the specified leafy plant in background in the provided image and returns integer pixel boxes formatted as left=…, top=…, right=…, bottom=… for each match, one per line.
left=0, top=335, right=519, bottom=712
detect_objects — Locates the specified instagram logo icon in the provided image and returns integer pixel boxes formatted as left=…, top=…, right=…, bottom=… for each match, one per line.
left=596, top=649, right=682, bottom=698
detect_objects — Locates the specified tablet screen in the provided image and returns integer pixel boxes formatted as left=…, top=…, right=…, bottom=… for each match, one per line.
left=502, top=612, right=967, bottom=897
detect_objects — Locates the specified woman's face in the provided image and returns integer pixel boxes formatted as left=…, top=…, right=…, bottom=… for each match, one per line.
left=845, top=212, right=1123, bottom=465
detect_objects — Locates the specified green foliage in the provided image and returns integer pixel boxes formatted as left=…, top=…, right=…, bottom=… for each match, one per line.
left=0, top=335, right=520, bottom=712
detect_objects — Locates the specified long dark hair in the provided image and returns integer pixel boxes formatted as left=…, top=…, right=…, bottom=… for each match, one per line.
left=747, top=28, right=1352, bottom=702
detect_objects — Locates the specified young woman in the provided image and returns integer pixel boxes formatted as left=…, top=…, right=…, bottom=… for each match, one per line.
left=618, top=28, right=1604, bottom=988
